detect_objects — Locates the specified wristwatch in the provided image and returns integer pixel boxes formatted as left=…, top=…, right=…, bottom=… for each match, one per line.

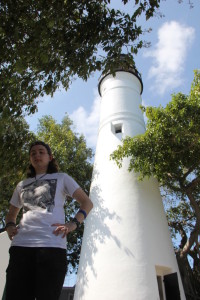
left=71, top=217, right=80, bottom=229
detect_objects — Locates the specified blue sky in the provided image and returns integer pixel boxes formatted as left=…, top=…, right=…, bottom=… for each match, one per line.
left=26, top=0, right=200, bottom=152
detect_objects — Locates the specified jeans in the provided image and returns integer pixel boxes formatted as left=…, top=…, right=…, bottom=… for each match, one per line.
left=6, top=246, right=67, bottom=300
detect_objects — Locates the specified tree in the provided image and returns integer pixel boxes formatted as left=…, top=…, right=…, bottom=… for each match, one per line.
left=0, top=0, right=161, bottom=118
left=111, top=70, right=200, bottom=297
left=0, top=115, right=36, bottom=226
left=36, top=115, right=93, bottom=272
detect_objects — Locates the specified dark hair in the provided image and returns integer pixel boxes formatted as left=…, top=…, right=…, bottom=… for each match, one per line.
left=27, top=141, right=59, bottom=178
left=29, top=141, right=52, bottom=155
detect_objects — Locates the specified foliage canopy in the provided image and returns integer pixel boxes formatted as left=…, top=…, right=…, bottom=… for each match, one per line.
left=0, top=0, right=161, bottom=117
left=0, top=115, right=35, bottom=225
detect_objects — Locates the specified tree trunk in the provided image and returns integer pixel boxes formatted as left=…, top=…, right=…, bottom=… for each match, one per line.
left=176, top=252, right=200, bottom=299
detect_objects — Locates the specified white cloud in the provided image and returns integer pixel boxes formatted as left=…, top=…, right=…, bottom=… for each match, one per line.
left=144, top=21, right=195, bottom=95
left=70, top=90, right=101, bottom=149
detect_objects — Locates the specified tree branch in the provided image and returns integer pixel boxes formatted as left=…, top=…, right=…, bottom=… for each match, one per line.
left=186, top=177, right=200, bottom=191
left=180, top=224, right=199, bottom=258
left=168, top=221, right=187, bottom=250
left=182, top=162, right=200, bottom=183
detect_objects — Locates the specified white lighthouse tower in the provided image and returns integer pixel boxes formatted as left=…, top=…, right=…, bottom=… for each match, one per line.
left=74, top=57, right=186, bottom=300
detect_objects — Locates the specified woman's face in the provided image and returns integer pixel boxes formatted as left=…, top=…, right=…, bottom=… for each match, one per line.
left=30, top=145, right=52, bottom=174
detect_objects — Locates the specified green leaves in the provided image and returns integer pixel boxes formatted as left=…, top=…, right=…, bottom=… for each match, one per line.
left=0, top=0, right=161, bottom=118
left=0, top=115, right=36, bottom=225
left=36, top=115, right=93, bottom=192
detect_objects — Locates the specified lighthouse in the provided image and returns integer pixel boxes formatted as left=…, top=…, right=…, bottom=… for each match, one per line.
left=74, top=57, right=186, bottom=300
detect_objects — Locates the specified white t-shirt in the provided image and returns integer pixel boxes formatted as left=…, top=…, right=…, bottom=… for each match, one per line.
left=10, top=173, right=80, bottom=249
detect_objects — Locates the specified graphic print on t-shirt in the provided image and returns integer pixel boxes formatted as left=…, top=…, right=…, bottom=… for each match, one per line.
left=21, top=179, right=57, bottom=213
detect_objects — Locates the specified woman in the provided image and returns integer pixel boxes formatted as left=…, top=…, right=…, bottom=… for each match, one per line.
left=5, top=141, right=93, bottom=300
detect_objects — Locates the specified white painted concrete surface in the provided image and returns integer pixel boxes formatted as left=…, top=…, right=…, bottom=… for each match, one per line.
left=74, top=70, right=185, bottom=300
left=0, top=232, right=10, bottom=298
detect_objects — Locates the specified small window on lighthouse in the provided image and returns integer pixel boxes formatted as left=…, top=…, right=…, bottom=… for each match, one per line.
left=114, top=124, right=122, bottom=134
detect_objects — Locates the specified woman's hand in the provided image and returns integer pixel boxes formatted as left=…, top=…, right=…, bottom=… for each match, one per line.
left=51, top=222, right=77, bottom=238
left=6, top=225, right=18, bottom=240
left=5, top=205, right=20, bottom=240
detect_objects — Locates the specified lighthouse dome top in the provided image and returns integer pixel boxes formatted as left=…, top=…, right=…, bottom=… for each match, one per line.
left=98, top=54, right=143, bottom=96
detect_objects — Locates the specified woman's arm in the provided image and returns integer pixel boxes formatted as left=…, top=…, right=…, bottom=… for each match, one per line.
left=5, top=204, right=20, bottom=240
left=72, top=188, right=93, bottom=224
left=52, top=188, right=93, bottom=238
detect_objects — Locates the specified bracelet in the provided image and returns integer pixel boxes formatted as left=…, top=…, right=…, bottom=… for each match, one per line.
left=5, top=222, right=16, bottom=229
left=71, top=217, right=80, bottom=229
left=78, top=209, right=87, bottom=219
